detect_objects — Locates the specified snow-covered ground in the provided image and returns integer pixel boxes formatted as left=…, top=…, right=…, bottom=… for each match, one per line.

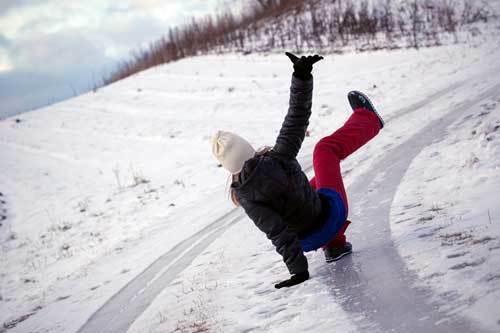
left=1, top=22, right=500, bottom=332
left=390, top=88, right=500, bottom=331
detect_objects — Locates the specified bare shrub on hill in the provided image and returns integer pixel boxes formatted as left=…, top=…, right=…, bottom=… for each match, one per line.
left=102, top=0, right=490, bottom=85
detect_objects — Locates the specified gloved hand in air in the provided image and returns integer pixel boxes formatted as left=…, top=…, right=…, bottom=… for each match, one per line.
left=285, top=52, right=323, bottom=81
left=274, top=270, right=310, bottom=289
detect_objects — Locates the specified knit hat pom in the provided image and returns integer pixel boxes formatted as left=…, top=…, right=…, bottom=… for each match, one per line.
left=211, top=130, right=256, bottom=174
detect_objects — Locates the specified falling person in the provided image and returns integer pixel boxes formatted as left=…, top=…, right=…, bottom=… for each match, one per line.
left=211, top=52, right=384, bottom=288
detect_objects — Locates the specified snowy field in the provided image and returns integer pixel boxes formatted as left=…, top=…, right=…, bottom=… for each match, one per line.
left=390, top=80, right=500, bottom=330
left=1, top=23, right=500, bottom=332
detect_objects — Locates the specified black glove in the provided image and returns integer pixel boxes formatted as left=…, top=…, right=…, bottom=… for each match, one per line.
left=285, top=52, right=323, bottom=81
left=275, top=270, right=309, bottom=289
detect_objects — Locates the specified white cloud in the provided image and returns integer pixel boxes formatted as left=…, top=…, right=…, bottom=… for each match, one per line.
left=0, top=0, right=228, bottom=67
left=9, top=31, right=110, bottom=75
left=0, top=63, right=12, bottom=72
left=0, top=48, right=12, bottom=72
left=0, top=0, right=229, bottom=117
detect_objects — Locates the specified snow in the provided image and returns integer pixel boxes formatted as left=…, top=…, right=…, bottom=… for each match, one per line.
left=128, top=216, right=357, bottom=333
left=1, top=21, right=500, bottom=333
left=390, top=88, right=500, bottom=331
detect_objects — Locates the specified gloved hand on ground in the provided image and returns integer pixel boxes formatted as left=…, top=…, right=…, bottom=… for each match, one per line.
left=274, top=270, right=310, bottom=289
left=285, top=52, right=323, bottom=80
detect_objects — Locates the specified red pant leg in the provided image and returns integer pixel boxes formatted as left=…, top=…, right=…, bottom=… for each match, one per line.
left=309, top=176, right=317, bottom=190
left=312, top=108, right=381, bottom=247
left=313, top=108, right=380, bottom=206
left=323, top=220, right=351, bottom=248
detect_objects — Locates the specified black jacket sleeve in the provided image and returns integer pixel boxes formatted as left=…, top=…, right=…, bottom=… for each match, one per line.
left=239, top=198, right=308, bottom=275
left=273, top=75, right=313, bottom=159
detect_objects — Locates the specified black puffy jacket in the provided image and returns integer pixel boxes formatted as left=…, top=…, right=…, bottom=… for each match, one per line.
left=231, top=75, right=326, bottom=275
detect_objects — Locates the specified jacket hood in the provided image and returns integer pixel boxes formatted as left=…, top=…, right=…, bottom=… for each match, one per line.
left=231, top=155, right=261, bottom=193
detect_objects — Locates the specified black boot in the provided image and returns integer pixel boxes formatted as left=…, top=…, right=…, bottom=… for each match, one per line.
left=324, top=242, right=352, bottom=262
left=347, top=91, right=384, bottom=129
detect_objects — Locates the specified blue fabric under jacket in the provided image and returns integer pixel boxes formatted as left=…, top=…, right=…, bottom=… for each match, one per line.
left=299, top=188, right=347, bottom=252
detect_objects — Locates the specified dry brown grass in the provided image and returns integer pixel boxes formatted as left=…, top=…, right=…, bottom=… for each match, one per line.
left=101, top=0, right=490, bottom=87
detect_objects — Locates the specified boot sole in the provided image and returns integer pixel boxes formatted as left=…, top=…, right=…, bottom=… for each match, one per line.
left=325, top=249, right=352, bottom=263
left=348, top=90, right=385, bottom=129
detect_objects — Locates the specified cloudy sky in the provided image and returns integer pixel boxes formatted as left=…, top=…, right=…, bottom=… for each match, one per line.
left=0, top=0, right=234, bottom=118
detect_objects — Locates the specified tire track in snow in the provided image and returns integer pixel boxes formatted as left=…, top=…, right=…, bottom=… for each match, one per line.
left=384, top=80, right=467, bottom=123
left=78, top=81, right=493, bottom=333
left=322, top=82, right=500, bottom=333
left=77, top=209, right=243, bottom=333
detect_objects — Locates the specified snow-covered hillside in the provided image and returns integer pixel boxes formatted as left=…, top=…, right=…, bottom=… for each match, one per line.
left=1, top=26, right=500, bottom=333
left=390, top=85, right=500, bottom=330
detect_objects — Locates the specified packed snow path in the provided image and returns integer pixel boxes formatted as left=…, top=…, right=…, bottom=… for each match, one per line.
left=78, top=80, right=500, bottom=333
left=77, top=209, right=244, bottom=333
left=320, top=83, right=500, bottom=333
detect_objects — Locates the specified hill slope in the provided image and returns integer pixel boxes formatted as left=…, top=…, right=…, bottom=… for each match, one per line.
left=1, top=31, right=500, bottom=332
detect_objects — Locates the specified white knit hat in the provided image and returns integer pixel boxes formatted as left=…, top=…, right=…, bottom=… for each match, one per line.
left=211, top=130, right=256, bottom=174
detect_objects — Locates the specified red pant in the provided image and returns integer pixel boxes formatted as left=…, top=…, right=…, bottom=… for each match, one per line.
left=309, top=108, right=381, bottom=247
